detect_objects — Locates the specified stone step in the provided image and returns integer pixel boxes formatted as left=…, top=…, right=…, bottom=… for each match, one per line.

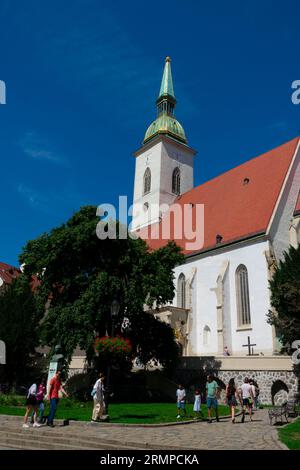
left=0, top=417, right=184, bottom=450
left=0, top=433, right=143, bottom=450
left=0, top=436, right=123, bottom=450
left=0, top=427, right=180, bottom=450
left=0, top=429, right=143, bottom=450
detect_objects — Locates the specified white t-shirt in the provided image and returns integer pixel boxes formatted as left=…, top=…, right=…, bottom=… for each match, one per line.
left=176, top=388, right=186, bottom=402
left=241, top=383, right=252, bottom=399
left=93, top=379, right=105, bottom=401
left=27, top=383, right=37, bottom=398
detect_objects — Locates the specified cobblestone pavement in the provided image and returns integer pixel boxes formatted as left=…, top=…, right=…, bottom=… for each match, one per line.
left=0, top=409, right=287, bottom=450
left=84, top=409, right=286, bottom=450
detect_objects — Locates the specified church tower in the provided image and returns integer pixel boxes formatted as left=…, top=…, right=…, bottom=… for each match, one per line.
left=131, top=57, right=196, bottom=231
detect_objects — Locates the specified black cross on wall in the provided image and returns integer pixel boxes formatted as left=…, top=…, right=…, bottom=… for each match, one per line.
left=242, top=336, right=257, bottom=356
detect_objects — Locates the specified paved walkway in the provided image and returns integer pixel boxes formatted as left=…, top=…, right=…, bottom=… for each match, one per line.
left=85, top=409, right=286, bottom=450
left=0, top=409, right=287, bottom=450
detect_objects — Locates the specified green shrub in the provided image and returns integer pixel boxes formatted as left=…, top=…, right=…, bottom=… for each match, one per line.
left=0, top=394, right=25, bottom=406
left=65, top=373, right=95, bottom=402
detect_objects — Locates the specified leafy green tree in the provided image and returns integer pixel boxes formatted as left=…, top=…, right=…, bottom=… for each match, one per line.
left=129, top=312, right=180, bottom=372
left=0, top=275, right=42, bottom=386
left=268, top=245, right=300, bottom=346
left=20, top=206, right=184, bottom=370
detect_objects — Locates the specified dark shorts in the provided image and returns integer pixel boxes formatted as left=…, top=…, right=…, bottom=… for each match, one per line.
left=243, top=398, right=253, bottom=407
left=206, top=397, right=218, bottom=409
left=227, top=395, right=237, bottom=407
left=25, top=395, right=37, bottom=406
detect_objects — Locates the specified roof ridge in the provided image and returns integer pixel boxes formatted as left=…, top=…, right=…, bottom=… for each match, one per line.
left=0, top=261, right=20, bottom=271
left=178, top=135, right=300, bottom=200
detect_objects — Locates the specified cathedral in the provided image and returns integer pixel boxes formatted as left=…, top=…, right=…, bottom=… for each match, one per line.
left=1, top=57, right=299, bottom=403
left=131, top=57, right=300, bottom=402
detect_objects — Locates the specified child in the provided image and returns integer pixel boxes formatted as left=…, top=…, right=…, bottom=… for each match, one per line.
left=31, top=378, right=47, bottom=424
left=193, top=389, right=201, bottom=419
left=36, top=378, right=47, bottom=423
left=176, top=384, right=186, bottom=419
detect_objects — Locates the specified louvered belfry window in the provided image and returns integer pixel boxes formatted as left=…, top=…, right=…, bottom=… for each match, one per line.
left=236, top=264, right=251, bottom=326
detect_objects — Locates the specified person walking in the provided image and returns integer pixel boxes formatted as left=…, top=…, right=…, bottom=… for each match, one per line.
left=31, top=377, right=47, bottom=424
left=91, top=373, right=106, bottom=422
left=206, top=375, right=220, bottom=423
left=250, top=379, right=259, bottom=410
left=23, top=382, right=41, bottom=428
left=193, top=389, right=202, bottom=419
left=176, top=384, right=187, bottom=419
left=36, top=378, right=47, bottom=423
left=226, top=378, right=238, bottom=423
left=46, top=370, right=69, bottom=427
left=240, top=377, right=254, bottom=423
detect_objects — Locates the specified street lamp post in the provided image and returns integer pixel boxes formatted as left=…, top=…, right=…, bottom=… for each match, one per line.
left=106, top=299, right=120, bottom=415
left=110, top=299, right=120, bottom=336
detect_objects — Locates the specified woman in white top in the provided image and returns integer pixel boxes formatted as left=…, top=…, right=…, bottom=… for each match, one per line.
left=23, top=383, right=41, bottom=428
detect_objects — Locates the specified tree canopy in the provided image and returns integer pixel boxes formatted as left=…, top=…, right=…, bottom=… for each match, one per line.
left=268, top=245, right=300, bottom=346
left=0, top=275, right=42, bottom=385
left=19, top=206, right=184, bottom=370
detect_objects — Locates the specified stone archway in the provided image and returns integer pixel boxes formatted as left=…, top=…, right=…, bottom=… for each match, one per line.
left=214, top=377, right=226, bottom=390
left=271, top=379, right=289, bottom=405
left=214, top=376, right=227, bottom=404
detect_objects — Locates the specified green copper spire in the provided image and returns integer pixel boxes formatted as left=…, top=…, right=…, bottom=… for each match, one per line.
left=143, top=56, right=187, bottom=144
left=158, top=56, right=175, bottom=100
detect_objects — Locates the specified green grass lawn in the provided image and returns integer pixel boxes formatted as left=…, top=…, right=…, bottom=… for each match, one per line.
left=0, top=400, right=232, bottom=424
left=278, top=418, right=300, bottom=450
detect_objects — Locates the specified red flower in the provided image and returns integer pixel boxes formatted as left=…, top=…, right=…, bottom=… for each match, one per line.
left=94, top=335, right=132, bottom=359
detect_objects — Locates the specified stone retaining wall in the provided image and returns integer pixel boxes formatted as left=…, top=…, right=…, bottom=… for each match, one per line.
left=217, top=370, right=298, bottom=404
left=175, top=356, right=299, bottom=404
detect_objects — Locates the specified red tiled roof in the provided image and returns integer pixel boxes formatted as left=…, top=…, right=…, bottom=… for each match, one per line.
left=294, top=192, right=300, bottom=216
left=138, top=136, right=299, bottom=255
left=0, top=262, right=20, bottom=285
left=0, top=261, right=39, bottom=290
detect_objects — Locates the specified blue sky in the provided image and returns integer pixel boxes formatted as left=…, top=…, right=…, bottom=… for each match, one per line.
left=0, top=0, right=299, bottom=266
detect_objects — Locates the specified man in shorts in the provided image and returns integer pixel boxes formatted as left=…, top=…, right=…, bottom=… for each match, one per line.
left=240, top=377, right=254, bottom=422
left=206, top=375, right=220, bottom=423
left=176, top=384, right=187, bottom=419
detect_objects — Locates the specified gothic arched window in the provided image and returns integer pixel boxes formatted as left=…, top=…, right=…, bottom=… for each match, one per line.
left=172, top=167, right=181, bottom=195
left=203, top=325, right=211, bottom=346
left=177, top=273, right=186, bottom=308
left=143, top=167, right=151, bottom=195
left=236, top=264, right=251, bottom=326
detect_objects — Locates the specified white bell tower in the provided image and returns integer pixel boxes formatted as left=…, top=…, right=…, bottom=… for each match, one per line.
left=131, top=57, right=196, bottom=231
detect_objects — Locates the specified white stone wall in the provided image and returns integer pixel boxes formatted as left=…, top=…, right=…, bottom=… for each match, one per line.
left=131, top=135, right=195, bottom=231
left=268, top=142, right=300, bottom=261
left=160, top=139, right=194, bottom=205
left=222, top=267, right=233, bottom=352
left=172, top=239, right=274, bottom=356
